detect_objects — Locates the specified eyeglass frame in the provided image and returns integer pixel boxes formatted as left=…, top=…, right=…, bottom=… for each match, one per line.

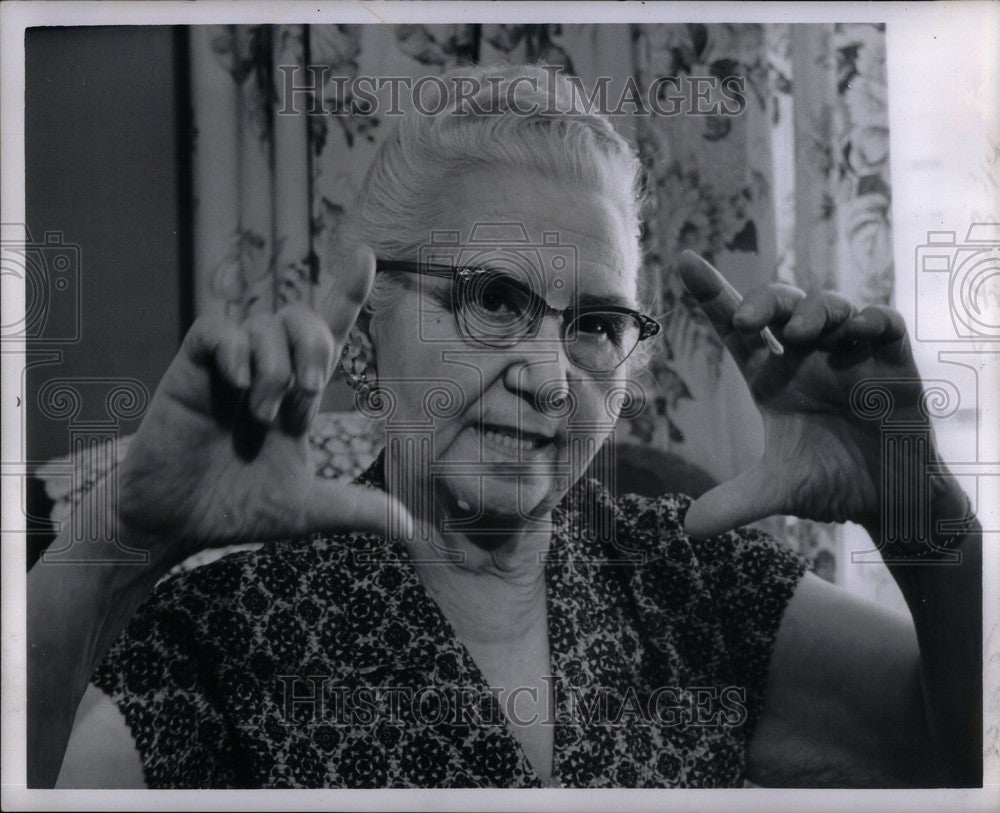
left=375, top=259, right=661, bottom=372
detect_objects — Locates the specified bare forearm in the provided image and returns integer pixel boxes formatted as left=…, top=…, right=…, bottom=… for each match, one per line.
left=872, top=476, right=983, bottom=786
left=27, top=493, right=162, bottom=787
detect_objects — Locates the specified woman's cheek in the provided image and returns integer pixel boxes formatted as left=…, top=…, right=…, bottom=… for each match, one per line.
left=574, top=376, right=627, bottom=426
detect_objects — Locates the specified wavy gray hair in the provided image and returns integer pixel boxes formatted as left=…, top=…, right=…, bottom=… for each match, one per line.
left=329, top=63, right=652, bottom=374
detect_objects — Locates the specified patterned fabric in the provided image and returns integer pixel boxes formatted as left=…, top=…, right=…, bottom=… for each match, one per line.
left=92, top=452, right=807, bottom=788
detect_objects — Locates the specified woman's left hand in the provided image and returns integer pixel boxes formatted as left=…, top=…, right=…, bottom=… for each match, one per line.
left=676, top=249, right=930, bottom=538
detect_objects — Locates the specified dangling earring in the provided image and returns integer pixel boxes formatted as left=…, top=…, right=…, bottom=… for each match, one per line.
left=340, top=324, right=378, bottom=396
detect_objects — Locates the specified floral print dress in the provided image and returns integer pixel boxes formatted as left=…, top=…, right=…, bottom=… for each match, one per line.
left=92, top=452, right=806, bottom=788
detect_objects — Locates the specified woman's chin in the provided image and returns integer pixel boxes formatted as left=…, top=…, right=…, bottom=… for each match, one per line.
left=428, top=428, right=566, bottom=523
left=438, top=474, right=555, bottom=529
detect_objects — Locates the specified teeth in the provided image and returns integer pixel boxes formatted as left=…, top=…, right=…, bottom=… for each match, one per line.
left=483, top=428, right=539, bottom=451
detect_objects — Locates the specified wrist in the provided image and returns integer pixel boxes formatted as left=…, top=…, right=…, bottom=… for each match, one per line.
left=107, top=513, right=171, bottom=598
left=38, top=475, right=171, bottom=596
left=874, top=473, right=978, bottom=566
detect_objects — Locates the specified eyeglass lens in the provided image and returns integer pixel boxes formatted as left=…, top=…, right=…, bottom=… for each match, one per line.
left=455, top=271, right=641, bottom=372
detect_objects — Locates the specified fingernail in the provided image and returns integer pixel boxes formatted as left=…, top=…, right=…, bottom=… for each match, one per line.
left=236, top=362, right=251, bottom=390
left=761, top=327, right=785, bottom=355
left=734, top=304, right=757, bottom=327
left=281, top=390, right=316, bottom=436
left=254, top=397, right=280, bottom=424
left=267, top=399, right=282, bottom=423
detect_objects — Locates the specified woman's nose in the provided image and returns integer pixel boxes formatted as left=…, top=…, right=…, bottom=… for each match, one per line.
left=501, top=315, right=574, bottom=414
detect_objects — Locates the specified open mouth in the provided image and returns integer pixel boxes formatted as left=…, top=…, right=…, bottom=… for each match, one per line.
left=479, top=422, right=555, bottom=451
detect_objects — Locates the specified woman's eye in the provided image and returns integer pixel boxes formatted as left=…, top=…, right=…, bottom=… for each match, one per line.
left=478, top=278, right=528, bottom=316
left=481, top=290, right=507, bottom=313
left=429, top=285, right=456, bottom=313
left=577, top=314, right=620, bottom=342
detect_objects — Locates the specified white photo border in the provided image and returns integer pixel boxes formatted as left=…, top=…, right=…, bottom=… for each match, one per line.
left=2, top=2, right=997, bottom=811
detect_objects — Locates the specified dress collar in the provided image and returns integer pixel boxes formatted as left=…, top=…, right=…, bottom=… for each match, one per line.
left=346, top=447, right=632, bottom=787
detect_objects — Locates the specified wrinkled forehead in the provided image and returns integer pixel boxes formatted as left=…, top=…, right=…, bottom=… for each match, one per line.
left=426, top=167, right=640, bottom=307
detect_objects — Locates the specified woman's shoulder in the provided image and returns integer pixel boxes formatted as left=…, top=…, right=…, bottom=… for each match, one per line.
left=114, top=533, right=373, bottom=657
left=94, top=533, right=374, bottom=705
left=163, top=532, right=379, bottom=606
left=564, top=476, right=805, bottom=579
left=560, top=475, right=693, bottom=547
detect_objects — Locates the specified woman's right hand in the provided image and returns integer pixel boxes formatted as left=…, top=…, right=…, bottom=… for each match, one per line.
left=116, top=247, right=409, bottom=571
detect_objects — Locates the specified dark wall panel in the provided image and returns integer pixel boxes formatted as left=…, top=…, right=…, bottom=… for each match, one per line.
left=26, top=26, right=186, bottom=463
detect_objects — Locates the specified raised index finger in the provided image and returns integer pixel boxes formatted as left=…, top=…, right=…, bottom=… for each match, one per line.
left=326, top=245, right=377, bottom=346
left=676, top=249, right=756, bottom=367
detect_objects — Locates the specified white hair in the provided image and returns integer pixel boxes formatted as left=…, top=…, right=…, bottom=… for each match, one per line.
left=330, top=63, right=648, bottom=320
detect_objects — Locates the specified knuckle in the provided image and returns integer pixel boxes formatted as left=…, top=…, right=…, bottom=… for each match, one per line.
left=189, top=313, right=216, bottom=334
left=185, top=314, right=221, bottom=344
left=864, top=304, right=894, bottom=326
left=277, top=302, right=313, bottom=324
left=184, top=315, right=240, bottom=358
left=342, top=260, right=376, bottom=306
left=822, top=296, right=852, bottom=318
left=344, top=279, right=371, bottom=308
left=805, top=295, right=833, bottom=316
left=282, top=304, right=333, bottom=341
left=788, top=297, right=813, bottom=317
left=312, top=324, right=337, bottom=357
left=254, top=357, right=290, bottom=389
left=328, top=278, right=370, bottom=312
left=773, top=283, right=805, bottom=300
left=887, top=308, right=907, bottom=331
left=245, top=311, right=278, bottom=333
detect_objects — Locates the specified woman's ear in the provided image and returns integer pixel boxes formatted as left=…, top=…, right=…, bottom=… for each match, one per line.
left=340, top=316, right=378, bottom=393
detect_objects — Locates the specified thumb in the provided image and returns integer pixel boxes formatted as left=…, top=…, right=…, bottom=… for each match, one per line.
left=303, top=479, right=415, bottom=540
left=683, top=465, right=785, bottom=538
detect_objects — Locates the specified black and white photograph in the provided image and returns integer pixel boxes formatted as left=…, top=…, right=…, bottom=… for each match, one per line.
left=2, top=2, right=998, bottom=810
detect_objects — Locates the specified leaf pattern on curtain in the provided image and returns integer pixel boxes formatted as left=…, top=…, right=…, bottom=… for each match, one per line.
left=188, top=23, right=895, bottom=590
left=191, top=24, right=312, bottom=321
left=394, top=24, right=480, bottom=65
left=628, top=22, right=779, bottom=500
left=481, top=24, right=576, bottom=70
left=778, top=23, right=893, bottom=308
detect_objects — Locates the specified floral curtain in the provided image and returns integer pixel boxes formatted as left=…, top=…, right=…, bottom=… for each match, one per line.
left=187, top=23, right=894, bottom=594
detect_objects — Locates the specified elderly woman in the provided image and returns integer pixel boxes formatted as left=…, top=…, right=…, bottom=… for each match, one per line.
left=29, top=65, right=980, bottom=789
